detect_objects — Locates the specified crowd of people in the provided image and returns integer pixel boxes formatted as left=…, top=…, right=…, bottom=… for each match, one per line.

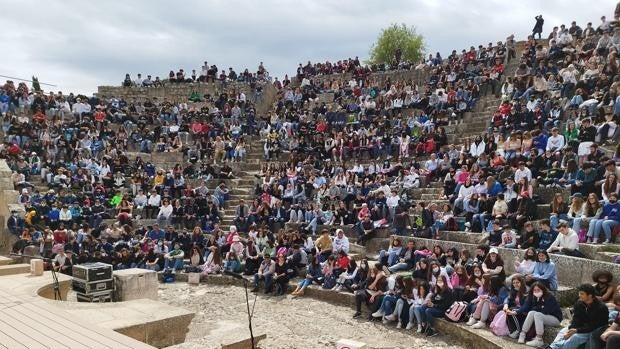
left=2, top=4, right=620, bottom=349
left=122, top=61, right=272, bottom=87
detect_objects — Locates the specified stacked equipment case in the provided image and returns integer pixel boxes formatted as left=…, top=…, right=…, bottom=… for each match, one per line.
left=72, top=262, right=114, bottom=302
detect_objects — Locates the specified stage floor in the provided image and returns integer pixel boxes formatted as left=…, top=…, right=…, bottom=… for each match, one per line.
left=0, top=272, right=154, bottom=349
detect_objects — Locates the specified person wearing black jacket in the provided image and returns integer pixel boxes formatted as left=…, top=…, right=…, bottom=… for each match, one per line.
left=269, top=201, right=287, bottom=231
left=272, top=254, right=289, bottom=296
left=519, top=221, right=540, bottom=249
left=419, top=275, right=454, bottom=337
left=508, top=191, right=536, bottom=230
left=548, top=283, right=609, bottom=349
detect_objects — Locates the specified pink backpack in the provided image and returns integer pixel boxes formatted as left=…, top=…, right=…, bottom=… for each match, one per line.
left=444, top=301, right=468, bottom=322
left=490, top=311, right=510, bottom=336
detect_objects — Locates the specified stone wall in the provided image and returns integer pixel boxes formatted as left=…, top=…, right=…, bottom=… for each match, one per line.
left=304, top=68, right=431, bottom=90
left=0, top=160, right=24, bottom=253
left=98, top=81, right=278, bottom=115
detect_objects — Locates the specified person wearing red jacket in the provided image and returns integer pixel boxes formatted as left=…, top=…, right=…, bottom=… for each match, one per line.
left=334, top=250, right=350, bottom=276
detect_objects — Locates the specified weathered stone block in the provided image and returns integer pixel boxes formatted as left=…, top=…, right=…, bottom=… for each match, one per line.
left=114, top=268, right=158, bottom=301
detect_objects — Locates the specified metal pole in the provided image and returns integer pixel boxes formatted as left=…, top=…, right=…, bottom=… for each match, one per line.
left=0, top=74, right=57, bottom=87
left=243, top=278, right=255, bottom=349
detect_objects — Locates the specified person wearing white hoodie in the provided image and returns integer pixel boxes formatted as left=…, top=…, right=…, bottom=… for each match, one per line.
left=332, top=229, right=350, bottom=254
left=547, top=221, right=583, bottom=257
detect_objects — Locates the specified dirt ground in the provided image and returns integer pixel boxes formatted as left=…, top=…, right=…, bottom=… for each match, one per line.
left=160, top=283, right=465, bottom=349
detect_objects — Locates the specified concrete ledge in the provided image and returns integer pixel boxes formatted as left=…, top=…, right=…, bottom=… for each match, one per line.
left=0, top=263, right=31, bottom=276
left=62, top=299, right=195, bottom=348
left=435, top=319, right=560, bottom=349
left=0, top=255, right=12, bottom=265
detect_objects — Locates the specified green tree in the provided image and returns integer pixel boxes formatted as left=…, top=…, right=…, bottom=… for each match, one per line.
left=368, top=23, right=425, bottom=65
left=32, top=76, right=41, bottom=92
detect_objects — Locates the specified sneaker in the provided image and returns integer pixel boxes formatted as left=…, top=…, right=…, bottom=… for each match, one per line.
left=526, top=338, right=545, bottom=347
left=509, top=330, right=519, bottom=339
left=426, top=328, right=438, bottom=337
left=603, top=240, right=611, bottom=245
left=371, top=309, right=385, bottom=318
left=352, top=311, right=362, bottom=318
left=416, top=324, right=423, bottom=333
left=466, top=317, right=477, bottom=326
left=472, top=321, right=486, bottom=329
left=396, top=321, right=402, bottom=329
left=382, top=317, right=389, bottom=324
left=517, top=333, right=526, bottom=344
left=405, top=322, right=414, bottom=330
left=385, top=314, right=397, bottom=322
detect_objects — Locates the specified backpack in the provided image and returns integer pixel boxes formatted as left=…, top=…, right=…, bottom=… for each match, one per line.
left=577, top=228, right=587, bottom=243
left=490, top=310, right=510, bottom=336
left=162, top=269, right=176, bottom=283
left=444, top=301, right=468, bottom=322
left=446, top=217, right=458, bottom=231
left=322, top=274, right=336, bottom=289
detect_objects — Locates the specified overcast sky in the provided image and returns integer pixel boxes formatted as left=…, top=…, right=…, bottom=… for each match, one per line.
left=0, top=0, right=614, bottom=94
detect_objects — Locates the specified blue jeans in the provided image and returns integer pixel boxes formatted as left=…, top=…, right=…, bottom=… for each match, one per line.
left=164, top=258, right=184, bottom=270
left=298, top=278, right=312, bottom=289
left=549, top=327, right=590, bottom=349
left=550, top=214, right=569, bottom=231
left=418, top=304, right=445, bottom=328
left=379, top=294, right=399, bottom=315
left=409, top=304, right=424, bottom=325
left=223, top=260, right=239, bottom=272
left=253, top=273, right=273, bottom=292
left=379, top=250, right=400, bottom=267
left=308, top=217, right=323, bottom=234
left=140, top=139, right=152, bottom=153
left=388, top=262, right=412, bottom=273
left=589, top=219, right=620, bottom=241
left=472, top=213, right=488, bottom=231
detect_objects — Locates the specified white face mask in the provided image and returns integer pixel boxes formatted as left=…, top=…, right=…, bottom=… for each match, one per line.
left=533, top=291, right=543, bottom=298
left=432, top=267, right=440, bottom=273
left=474, top=272, right=482, bottom=277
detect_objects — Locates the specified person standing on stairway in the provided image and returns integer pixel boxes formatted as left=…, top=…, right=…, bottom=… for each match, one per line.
left=533, top=15, right=544, bottom=40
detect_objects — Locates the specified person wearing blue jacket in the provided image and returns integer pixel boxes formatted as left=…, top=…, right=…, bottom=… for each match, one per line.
left=526, top=250, right=558, bottom=291
left=588, top=192, right=620, bottom=244
left=511, top=281, right=563, bottom=347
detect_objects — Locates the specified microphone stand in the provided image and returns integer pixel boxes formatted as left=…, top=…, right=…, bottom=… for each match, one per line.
left=41, top=257, right=62, bottom=301
left=243, top=277, right=256, bottom=349
left=225, top=271, right=257, bottom=349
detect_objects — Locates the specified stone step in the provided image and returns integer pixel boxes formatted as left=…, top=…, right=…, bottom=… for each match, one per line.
left=596, top=251, right=619, bottom=263
left=0, top=256, right=13, bottom=266
left=0, top=263, right=31, bottom=276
